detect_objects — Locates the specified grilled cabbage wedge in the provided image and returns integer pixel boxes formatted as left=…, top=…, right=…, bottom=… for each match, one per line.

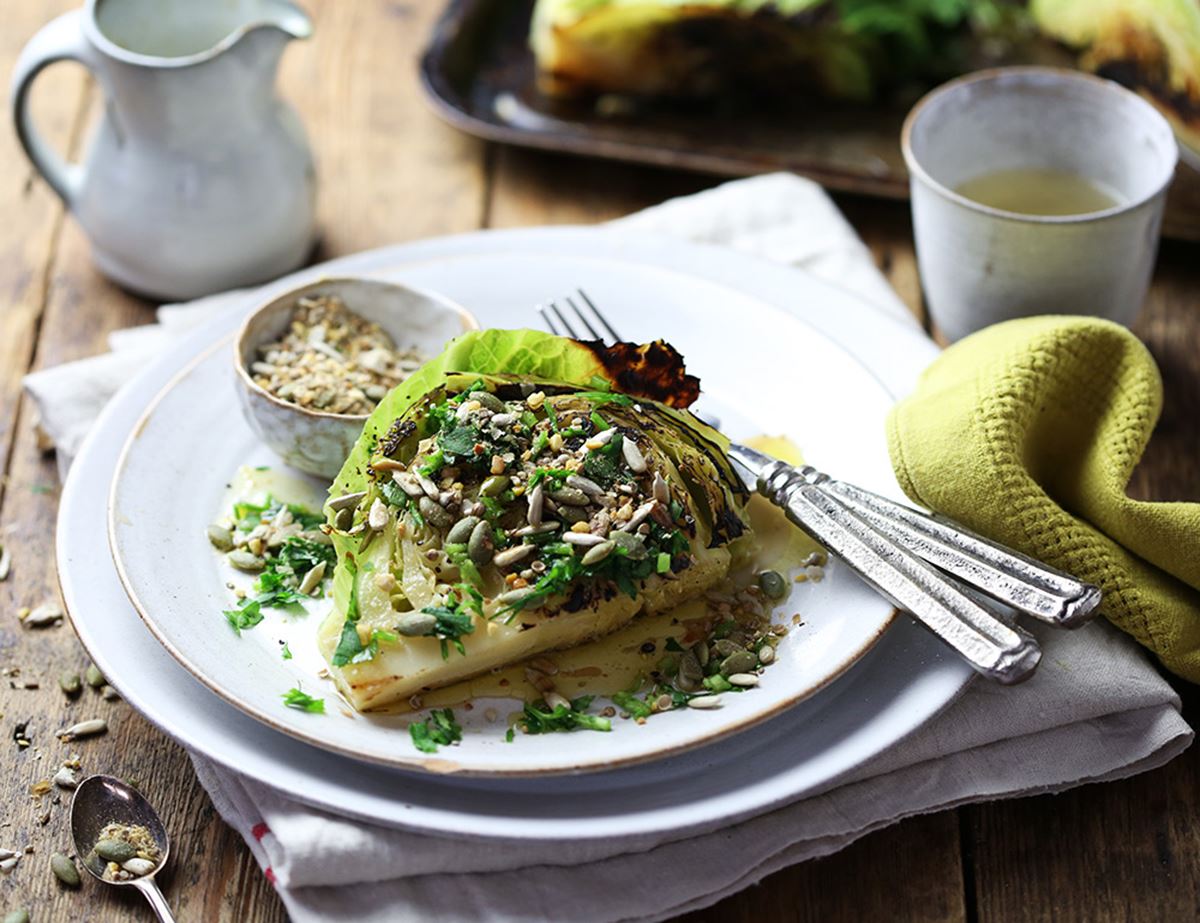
left=319, top=330, right=753, bottom=711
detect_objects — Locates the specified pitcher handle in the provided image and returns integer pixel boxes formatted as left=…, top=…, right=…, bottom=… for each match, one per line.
left=10, top=10, right=97, bottom=207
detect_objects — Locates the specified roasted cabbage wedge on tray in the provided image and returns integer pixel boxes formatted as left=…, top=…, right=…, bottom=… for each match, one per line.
left=530, top=0, right=1200, bottom=157
left=319, top=329, right=754, bottom=711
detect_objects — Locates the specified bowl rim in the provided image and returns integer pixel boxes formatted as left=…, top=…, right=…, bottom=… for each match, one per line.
left=232, top=273, right=480, bottom=422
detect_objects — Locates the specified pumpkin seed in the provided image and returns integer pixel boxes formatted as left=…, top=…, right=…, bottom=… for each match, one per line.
left=526, top=482, right=544, bottom=526
left=757, top=570, right=788, bottom=600
left=397, top=612, right=438, bottom=637
left=621, top=437, right=648, bottom=473
left=493, top=544, right=535, bottom=568
left=59, top=718, right=107, bottom=741
left=558, top=505, right=590, bottom=525
left=22, top=602, right=63, bottom=628
left=58, top=671, right=81, bottom=698
left=334, top=508, right=353, bottom=531
left=686, top=695, right=723, bottom=710
left=122, top=856, right=157, bottom=876
left=84, top=663, right=105, bottom=688
left=474, top=390, right=506, bottom=413
left=367, top=498, right=389, bottom=531
left=720, top=651, right=758, bottom=676
left=50, top=853, right=80, bottom=888
left=608, top=531, right=647, bottom=560
left=298, top=561, right=327, bottom=595
left=758, top=645, right=776, bottom=665
left=101, top=685, right=119, bottom=701
left=677, top=650, right=704, bottom=692
left=581, top=540, right=615, bottom=566
left=548, top=487, right=589, bottom=507
left=467, top=519, right=494, bottom=566
left=206, top=524, right=234, bottom=552
left=417, top=496, right=452, bottom=528
left=327, top=490, right=366, bottom=511
left=94, top=839, right=137, bottom=863
left=712, top=639, right=742, bottom=659
left=3, top=908, right=30, bottom=923
left=447, top=516, right=481, bottom=545
left=228, top=550, right=266, bottom=572
left=479, top=475, right=510, bottom=497
left=691, top=642, right=709, bottom=668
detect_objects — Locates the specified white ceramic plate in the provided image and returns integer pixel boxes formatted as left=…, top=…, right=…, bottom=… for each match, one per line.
left=109, top=244, right=903, bottom=775
left=61, top=228, right=973, bottom=836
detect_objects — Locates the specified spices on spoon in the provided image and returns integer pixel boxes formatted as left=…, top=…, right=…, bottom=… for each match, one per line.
left=250, top=294, right=426, bottom=415
left=90, top=821, right=161, bottom=882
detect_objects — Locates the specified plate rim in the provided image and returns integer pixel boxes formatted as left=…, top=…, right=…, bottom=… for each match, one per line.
left=105, top=262, right=900, bottom=776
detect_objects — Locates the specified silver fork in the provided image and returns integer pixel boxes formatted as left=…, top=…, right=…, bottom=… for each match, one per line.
left=538, top=290, right=1102, bottom=684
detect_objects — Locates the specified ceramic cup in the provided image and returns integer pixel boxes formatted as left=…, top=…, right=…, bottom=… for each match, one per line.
left=902, top=67, right=1178, bottom=342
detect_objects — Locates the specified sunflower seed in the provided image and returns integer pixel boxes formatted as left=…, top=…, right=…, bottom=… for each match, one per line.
left=122, top=857, right=157, bottom=876
left=490, top=413, right=516, bottom=428
left=652, top=471, right=669, bottom=504
left=85, top=664, right=105, bottom=688
left=479, top=475, right=510, bottom=497
left=728, top=672, right=760, bottom=687
left=474, top=391, right=506, bottom=413
left=621, top=437, right=647, bottom=473
left=618, top=500, right=658, bottom=533
left=511, top=522, right=559, bottom=537
left=467, top=519, right=495, bottom=566
left=298, top=561, right=327, bottom=595
left=562, top=531, right=605, bottom=547
left=417, top=475, right=441, bottom=500
left=0, top=857, right=19, bottom=873
left=368, top=498, right=389, bottom=531
left=52, top=766, right=78, bottom=789
left=21, top=602, right=63, bottom=628
left=393, top=473, right=425, bottom=498
left=328, top=491, right=366, bottom=511
left=58, top=671, right=81, bottom=698
left=493, top=544, right=535, bottom=568
left=50, top=853, right=80, bottom=888
left=565, top=474, right=604, bottom=497
left=206, top=525, right=234, bottom=552
left=758, top=645, right=776, bottom=665
left=418, top=496, right=452, bottom=528
left=544, top=691, right=571, bottom=711
left=581, top=541, right=615, bottom=566
left=494, top=587, right=535, bottom=606
left=585, top=428, right=616, bottom=450
left=397, top=612, right=438, bottom=636
left=59, top=719, right=107, bottom=741
left=548, top=487, right=589, bottom=507
left=686, top=695, right=723, bottom=710
left=228, top=550, right=265, bottom=572
left=526, top=482, right=544, bottom=526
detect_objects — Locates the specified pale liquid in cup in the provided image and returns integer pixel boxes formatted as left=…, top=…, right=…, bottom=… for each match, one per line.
left=954, top=167, right=1123, bottom=216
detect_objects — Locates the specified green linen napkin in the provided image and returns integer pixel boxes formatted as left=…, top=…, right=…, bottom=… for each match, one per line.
left=887, top=316, right=1200, bottom=682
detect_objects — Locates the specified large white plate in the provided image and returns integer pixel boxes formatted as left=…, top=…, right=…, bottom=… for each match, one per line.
left=61, top=228, right=973, bottom=836
left=109, top=253, right=902, bottom=775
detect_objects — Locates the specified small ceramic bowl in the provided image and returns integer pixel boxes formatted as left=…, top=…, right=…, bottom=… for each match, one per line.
left=234, top=276, right=478, bottom=479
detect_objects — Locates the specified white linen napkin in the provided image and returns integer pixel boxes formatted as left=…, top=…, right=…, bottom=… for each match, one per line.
left=27, top=174, right=1192, bottom=923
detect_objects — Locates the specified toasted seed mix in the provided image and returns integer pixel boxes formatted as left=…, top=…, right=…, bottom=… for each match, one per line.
left=91, top=821, right=161, bottom=882
left=250, top=295, right=426, bottom=416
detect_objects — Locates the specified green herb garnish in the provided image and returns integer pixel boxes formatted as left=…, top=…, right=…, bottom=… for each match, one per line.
left=612, top=691, right=653, bottom=720
left=410, top=708, right=462, bottom=753
left=282, top=687, right=325, bottom=713
left=517, top=695, right=611, bottom=735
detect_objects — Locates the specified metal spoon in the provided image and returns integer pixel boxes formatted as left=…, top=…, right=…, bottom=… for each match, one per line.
left=70, top=775, right=176, bottom=922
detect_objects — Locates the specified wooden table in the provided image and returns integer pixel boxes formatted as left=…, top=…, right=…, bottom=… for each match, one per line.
left=2, top=3, right=1198, bottom=920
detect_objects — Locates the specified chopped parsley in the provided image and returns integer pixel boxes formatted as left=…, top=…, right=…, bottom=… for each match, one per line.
left=612, top=691, right=654, bottom=720
left=222, top=535, right=329, bottom=633
left=349, top=628, right=399, bottom=665
left=281, top=642, right=293, bottom=660
left=516, top=696, right=611, bottom=735
left=410, top=708, right=462, bottom=753
left=282, top=687, right=325, bottom=713
left=331, top=560, right=364, bottom=666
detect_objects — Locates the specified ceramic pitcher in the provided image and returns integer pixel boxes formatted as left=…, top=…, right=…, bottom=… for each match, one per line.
left=11, top=0, right=317, bottom=300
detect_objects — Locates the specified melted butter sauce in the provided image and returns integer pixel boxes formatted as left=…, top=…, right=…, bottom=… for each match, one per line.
left=381, top=435, right=821, bottom=714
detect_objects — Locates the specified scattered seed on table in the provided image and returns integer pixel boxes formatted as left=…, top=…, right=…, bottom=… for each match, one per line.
left=58, top=671, right=82, bottom=698
left=2, top=907, right=30, bottom=923
left=20, top=602, right=62, bottom=628
left=100, top=685, right=119, bottom=701
left=84, top=664, right=105, bottom=688
left=50, top=853, right=80, bottom=888
left=52, top=766, right=78, bottom=790
left=58, top=719, right=107, bottom=741
left=0, top=544, right=10, bottom=581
